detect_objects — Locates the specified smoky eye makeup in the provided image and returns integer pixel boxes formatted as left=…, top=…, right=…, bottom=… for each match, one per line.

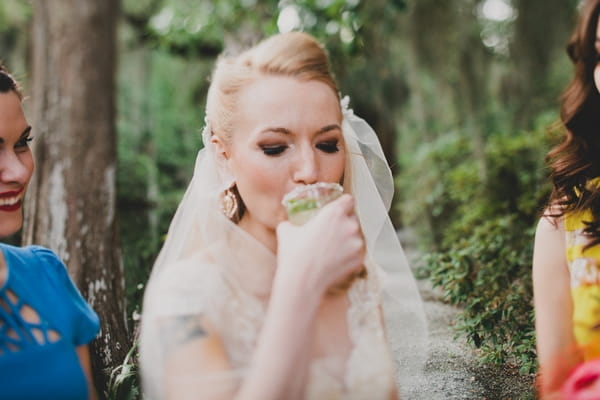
left=15, top=136, right=33, bottom=149
left=316, top=140, right=340, bottom=153
left=260, top=144, right=288, bottom=156
left=257, top=129, right=289, bottom=156
left=15, top=126, right=33, bottom=149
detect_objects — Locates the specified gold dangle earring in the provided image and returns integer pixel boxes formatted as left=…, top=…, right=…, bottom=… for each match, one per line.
left=221, top=183, right=239, bottom=221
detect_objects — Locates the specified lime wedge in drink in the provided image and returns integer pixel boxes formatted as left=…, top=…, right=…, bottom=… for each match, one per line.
left=282, top=182, right=343, bottom=225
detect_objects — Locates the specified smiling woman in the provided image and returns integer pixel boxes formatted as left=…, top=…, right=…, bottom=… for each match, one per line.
left=140, top=32, right=427, bottom=400
left=0, top=65, right=100, bottom=400
left=0, top=71, right=32, bottom=238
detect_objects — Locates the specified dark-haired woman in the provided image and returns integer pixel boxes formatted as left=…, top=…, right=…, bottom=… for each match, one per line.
left=533, top=0, right=600, bottom=397
left=0, top=65, right=99, bottom=399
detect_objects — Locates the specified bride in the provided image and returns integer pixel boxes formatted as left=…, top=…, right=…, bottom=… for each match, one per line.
left=140, top=31, right=427, bottom=399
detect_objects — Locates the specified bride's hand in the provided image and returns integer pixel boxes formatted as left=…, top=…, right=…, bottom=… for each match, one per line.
left=275, top=194, right=365, bottom=297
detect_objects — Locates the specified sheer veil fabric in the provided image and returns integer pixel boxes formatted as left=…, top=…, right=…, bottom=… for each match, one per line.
left=140, top=96, right=428, bottom=398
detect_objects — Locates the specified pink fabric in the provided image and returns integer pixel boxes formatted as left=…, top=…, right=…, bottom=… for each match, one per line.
left=562, top=359, right=600, bottom=399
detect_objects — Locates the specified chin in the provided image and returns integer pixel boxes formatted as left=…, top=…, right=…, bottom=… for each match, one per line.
left=274, top=212, right=289, bottom=226
left=0, top=214, right=23, bottom=238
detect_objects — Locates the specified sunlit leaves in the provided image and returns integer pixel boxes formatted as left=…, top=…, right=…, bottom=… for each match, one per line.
left=122, top=0, right=280, bottom=56
left=278, top=0, right=361, bottom=45
left=477, top=0, right=517, bottom=55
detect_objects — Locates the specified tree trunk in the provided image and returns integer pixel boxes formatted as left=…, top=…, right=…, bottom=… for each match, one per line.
left=408, top=0, right=490, bottom=179
left=510, top=0, right=578, bottom=129
left=24, top=0, right=129, bottom=395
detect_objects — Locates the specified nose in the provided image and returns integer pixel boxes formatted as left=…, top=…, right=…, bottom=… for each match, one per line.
left=0, top=150, right=31, bottom=185
left=292, top=145, right=319, bottom=185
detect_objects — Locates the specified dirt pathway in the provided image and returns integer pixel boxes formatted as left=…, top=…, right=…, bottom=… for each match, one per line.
left=398, top=230, right=535, bottom=400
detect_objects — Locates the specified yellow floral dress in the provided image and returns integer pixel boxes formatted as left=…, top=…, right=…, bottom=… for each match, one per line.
left=566, top=207, right=600, bottom=359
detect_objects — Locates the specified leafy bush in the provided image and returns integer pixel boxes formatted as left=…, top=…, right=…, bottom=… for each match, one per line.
left=424, top=216, right=538, bottom=373
left=116, top=52, right=207, bottom=320
left=400, top=123, right=554, bottom=373
left=105, top=341, right=140, bottom=400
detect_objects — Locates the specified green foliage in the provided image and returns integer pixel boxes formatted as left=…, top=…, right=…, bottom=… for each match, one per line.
left=105, top=341, right=140, bottom=400
left=398, top=132, right=472, bottom=247
left=0, top=0, right=31, bottom=73
left=400, top=123, right=554, bottom=373
left=0, top=1, right=31, bottom=41
left=122, top=0, right=281, bottom=57
left=424, top=217, right=538, bottom=373
left=117, top=50, right=207, bottom=319
left=278, top=0, right=364, bottom=49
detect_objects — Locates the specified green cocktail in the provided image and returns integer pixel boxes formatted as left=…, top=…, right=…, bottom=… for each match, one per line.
left=282, top=182, right=343, bottom=225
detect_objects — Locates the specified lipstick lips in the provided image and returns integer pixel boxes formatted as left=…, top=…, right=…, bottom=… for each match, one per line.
left=0, top=200, right=22, bottom=212
left=0, top=188, right=24, bottom=212
left=0, top=188, right=23, bottom=196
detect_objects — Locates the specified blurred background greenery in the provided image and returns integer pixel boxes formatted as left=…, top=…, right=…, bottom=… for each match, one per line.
left=0, top=0, right=581, bottom=395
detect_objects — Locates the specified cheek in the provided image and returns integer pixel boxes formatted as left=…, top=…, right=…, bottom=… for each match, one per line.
left=595, top=64, right=600, bottom=94
left=323, top=151, right=346, bottom=183
left=21, top=152, right=34, bottom=183
left=232, top=155, right=287, bottom=208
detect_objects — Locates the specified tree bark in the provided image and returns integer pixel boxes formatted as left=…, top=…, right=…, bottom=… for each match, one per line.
left=24, top=0, right=129, bottom=395
left=510, top=0, right=578, bottom=129
left=407, top=0, right=490, bottom=179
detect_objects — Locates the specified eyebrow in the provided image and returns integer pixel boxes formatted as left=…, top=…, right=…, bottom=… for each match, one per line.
left=0, top=126, right=32, bottom=145
left=317, top=124, right=342, bottom=134
left=260, top=127, right=292, bottom=135
left=20, top=126, right=32, bottom=138
left=259, top=124, right=342, bottom=136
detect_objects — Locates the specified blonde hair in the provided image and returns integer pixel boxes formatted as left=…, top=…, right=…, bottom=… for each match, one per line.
left=205, top=32, right=340, bottom=141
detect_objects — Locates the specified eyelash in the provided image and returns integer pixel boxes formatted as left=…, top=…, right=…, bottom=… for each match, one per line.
left=15, top=136, right=33, bottom=149
left=316, top=141, right=339, bottom=153
left=261, top=141, right=340, bottom=156
left=261, top=145, right=287, bottom=156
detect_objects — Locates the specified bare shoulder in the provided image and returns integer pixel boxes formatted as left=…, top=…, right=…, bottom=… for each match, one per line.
left=533, top=208, right=568, bottom=276
left=535, top=206, right=566, bottom=237
left=532, top=211, right=576, bottom=387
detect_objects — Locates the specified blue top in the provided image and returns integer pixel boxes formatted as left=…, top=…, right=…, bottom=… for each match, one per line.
left=0, top=243, right=100, bottom=400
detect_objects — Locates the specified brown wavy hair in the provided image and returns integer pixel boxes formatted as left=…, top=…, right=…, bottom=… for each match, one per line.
left=0, top=64, right=22, bottom=98
left=547, top=0, right=600, bottom=247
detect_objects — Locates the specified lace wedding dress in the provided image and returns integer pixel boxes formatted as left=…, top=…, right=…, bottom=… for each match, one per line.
left=147, top=236, right=396, bottom=399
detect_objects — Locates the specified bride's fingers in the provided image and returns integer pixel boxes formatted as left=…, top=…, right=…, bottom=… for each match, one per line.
left=276, top=220, right=293, bottom=236
left=321, top=194, right=355, bottom=216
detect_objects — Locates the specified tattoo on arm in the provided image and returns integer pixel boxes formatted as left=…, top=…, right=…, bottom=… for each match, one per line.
left=160, top=315, right=207, bottom=355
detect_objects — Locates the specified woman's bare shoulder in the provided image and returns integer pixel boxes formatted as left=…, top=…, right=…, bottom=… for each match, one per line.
left=533, top=206, right=568, bottom=275
left=536, top=205, right=566, bottom=234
